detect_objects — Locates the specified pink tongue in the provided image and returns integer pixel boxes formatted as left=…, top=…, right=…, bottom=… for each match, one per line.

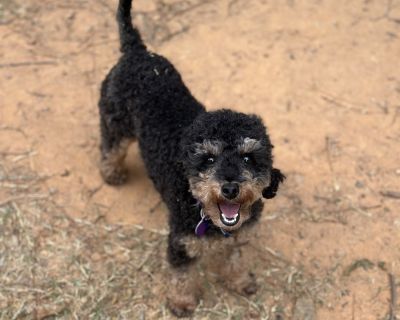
left=219, top=202, right=240, bottom=218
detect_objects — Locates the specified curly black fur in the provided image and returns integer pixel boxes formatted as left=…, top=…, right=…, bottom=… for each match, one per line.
left=262, top=168, right=286, bottom=199
left=98, top=0, right=284, bottom=270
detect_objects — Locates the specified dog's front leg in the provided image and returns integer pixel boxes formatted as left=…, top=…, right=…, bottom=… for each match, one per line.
left=210, top=234, right=258, bottom=296
left=167, top=265, right=200, bottom=317
left=166, top=234, right=201, bottom=317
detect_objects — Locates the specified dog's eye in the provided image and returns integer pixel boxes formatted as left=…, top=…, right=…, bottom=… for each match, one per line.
left=243, top=155, right=250, bottom=163
left=206, top=156, right=215, bottom=164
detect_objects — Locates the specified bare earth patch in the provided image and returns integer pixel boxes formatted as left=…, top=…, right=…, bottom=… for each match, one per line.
left=1, top=0, right=399, bottom=319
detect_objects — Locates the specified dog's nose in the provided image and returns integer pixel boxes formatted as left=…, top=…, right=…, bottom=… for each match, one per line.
left=221, top=182, right=239, bottom=199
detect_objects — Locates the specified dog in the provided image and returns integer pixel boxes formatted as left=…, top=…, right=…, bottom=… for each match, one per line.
left=98, top=0, right=285, bottom=316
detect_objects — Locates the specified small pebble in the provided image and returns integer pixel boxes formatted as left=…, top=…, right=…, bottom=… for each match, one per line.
left=355, top=180, right=365, bottom=188
left=61, top=169, right=70, bottom=177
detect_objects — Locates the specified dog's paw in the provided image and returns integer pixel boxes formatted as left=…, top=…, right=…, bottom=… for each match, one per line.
left=167, top=293, right=198, bottom=318
left=227, top=272, right=258, bottom=296
left=100, top=167, right=128, bottom=185
left=241, top=272, right=258, bottom=295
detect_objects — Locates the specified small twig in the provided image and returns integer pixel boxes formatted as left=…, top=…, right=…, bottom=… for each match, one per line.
left=264, top=246, right=283, bottom=259
left=162, top=0, right=214, bottom=22
left=349, top=204, right=372, bottom=217
left=27, top=91, right=48, bottom=98
left=249, top=242, right=289, bottom=263
left=158, top=25, right=190, bottom=44
left=149, top=199, right=162, bottom=213
left=388, top=273, right=397, bottom=320
left=0, top=125, right=28, bottom=138
left=1, top=286, right=46, bottom=293
left=391, top=106, right=400, bottom=126
left=325, top=137, right=335, bottom=173
left=12, top=151, right=37, bottom=163
left=0, top=194, right=50, bottom=207
left=371, top=0, right=400, bottom=24
left=380, top=191, right=400, bottom=199
left=86, top=183, right=103, bottom=200
left=0, top=150, right=33, bottom=156
left=132, top=224, right=168, bottom=236
left=359, top=204, right=382, bottom=210
left=0, top=60, right=57, bottom=68
left=325, top=136, right=340, bottom=191
left=136, top=241, right=161, bottom=271
left=320, top=94, right=364, bottom=113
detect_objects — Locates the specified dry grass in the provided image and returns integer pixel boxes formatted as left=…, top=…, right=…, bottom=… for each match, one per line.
left=0, top=153, right=330, bottom=319
left=0, top=183, right=161, bottom=318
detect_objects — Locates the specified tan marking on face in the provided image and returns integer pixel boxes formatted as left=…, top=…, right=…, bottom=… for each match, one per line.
left=238, top=137, right=262, bottom=154
left=189, top=168, right=220, bottom=204
left=194, top=140, right=223, bottom=156
left=240, top=170, right=270, bottom=200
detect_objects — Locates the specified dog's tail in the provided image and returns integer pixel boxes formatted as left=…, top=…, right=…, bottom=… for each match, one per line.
left=117, top=0, right=146, bottom=52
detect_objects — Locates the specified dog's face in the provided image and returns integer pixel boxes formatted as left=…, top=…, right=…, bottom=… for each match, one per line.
left=181, top=110, right=284, bottom=231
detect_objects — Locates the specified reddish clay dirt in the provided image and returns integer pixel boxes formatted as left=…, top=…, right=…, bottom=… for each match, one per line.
left=1, top=0, right=400, bottom=318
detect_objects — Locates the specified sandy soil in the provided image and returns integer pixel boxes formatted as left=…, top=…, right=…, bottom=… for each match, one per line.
left=1, top=0, right=400, bottom=318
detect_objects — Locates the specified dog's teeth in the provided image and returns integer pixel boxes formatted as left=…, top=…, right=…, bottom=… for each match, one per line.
left=221, top=213, right=238, bottom=225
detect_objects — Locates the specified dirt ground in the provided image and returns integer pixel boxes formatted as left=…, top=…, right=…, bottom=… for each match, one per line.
left=1, top=0, right=400, bottom=318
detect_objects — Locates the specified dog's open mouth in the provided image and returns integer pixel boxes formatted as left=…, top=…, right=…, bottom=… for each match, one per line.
left=218, top=201, right=241, bottom=226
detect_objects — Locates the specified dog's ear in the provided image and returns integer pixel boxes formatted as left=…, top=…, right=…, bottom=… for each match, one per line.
left=262, top=168, right=285, bottom=199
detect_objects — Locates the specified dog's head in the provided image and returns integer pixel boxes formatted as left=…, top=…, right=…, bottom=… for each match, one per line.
left=181, top=109, right=285, bottom=231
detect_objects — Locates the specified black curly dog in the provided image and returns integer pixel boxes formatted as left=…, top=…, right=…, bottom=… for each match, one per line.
left=98, top=0, right=285, bottom=316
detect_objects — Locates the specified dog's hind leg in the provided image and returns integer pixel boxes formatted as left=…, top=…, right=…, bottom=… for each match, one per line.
left=98, top=96, right=136, bottom=185
left=99, top=135, right=133, bottom=185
